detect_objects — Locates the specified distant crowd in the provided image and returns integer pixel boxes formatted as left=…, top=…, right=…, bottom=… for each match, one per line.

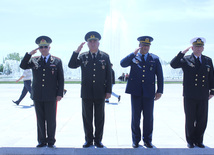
left=118, top=73, right=129, bottom=82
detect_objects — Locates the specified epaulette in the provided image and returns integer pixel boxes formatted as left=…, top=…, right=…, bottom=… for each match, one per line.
left=51, top=55, right=61, bottom=60
left=149, top=53, right=159, bottom=59
left=32, top=56, right=40, bottom=58
left=79, top=51, right=89, bottom=57
left=100, top=51, right=109, bottom=56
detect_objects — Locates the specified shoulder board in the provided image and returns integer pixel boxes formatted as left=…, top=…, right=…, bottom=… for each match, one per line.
left=32, top=56, right=40, bottom=58
left=149, top=53, right=159, bottom=59
left=51, top=55, right=61, bottom=60
left=79, top=51, right=89, bottom=56
left=99, top=51, right=109, bottom=56
left=203, top=55, right=211, bottom=60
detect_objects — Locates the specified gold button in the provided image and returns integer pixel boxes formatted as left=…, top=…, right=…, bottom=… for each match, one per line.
left=94, top=69, right=96, bottom=71
left=43, top=74, right=45, bottom=76
left=195, top=79, right=197, bottom=81
left=42, top=84, right=44, bottom=87
left=195, top=84, right=197, bottom=86
left=143, top=70, right=145, bottom=72
left=93, top=80, right=95, bottom=83
left=142, top=80, right=144, bottom=82
left=202, top=80, right=205, bottom=82
left=203, top=76, right=205, bottom=78
left=93, top=74, right=95, bottom=77
left=43, top=69, right=45, bottom=71
left=196, top=74, right=198, bottom=77
left=94, top=63, right=96, bottom=65
left=202, top=85, right=205, bottom=87
left=142, top=75, right=145, bottom=77
left=42, top=79, right=45, bottom=81
left=143, top=65, right=145, bottom=68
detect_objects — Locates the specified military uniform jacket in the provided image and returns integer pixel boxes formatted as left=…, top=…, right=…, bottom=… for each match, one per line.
left=20, top=53, right=64, bottom=101
left=68, top=51, right=112, bottom=99
left=170, top=52, right=214, bottom=99
left=120, top=53, right=164, bottom=97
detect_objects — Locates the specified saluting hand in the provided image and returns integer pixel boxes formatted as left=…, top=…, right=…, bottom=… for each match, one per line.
left=29, top=48, right=39, bottom=55
left=182, top=46, right=192, bottom=54
left=134, top=47, right=141, bottom=55
left=154, top=93, right=162, bottom=101
left=76, top=42, right=86, bottom=53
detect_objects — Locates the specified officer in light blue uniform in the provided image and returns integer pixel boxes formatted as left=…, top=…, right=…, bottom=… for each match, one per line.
left=120, top=36, right=163, bottom=148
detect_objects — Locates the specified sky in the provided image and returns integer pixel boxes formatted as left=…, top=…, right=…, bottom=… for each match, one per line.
left=1, top=0, right=214, bottom=76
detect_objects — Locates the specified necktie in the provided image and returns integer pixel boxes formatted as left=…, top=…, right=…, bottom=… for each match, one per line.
left=196, top=57, right=201, bottom=69
left=141, top=55, right=145, bottom=63
left=92, top=53, right=96, bottom=62
left=44, top=57, right=46, bottom=65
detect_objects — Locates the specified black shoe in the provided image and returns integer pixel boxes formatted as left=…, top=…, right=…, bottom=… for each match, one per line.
left=187, top=143, right=194, bottom=148
left=12, top=100, right=19, bottom=105
left=48, top=144, right=56, bottom=148
left=94, top=141, right=104, bottom=148
left=195, top=143, right=205, bottom=148
left=83, top=141, right=93, bottom=148
left=36, top=143, right=47, bottom=147
left=63, top=89, right=67, bottom=95
left=105, top=100, right=109, bottom=103
left=132, top=143, right=139, bottom=148
left=118, top=96, right=121, bottom=102
left=144, top=142, right=153, bottom=148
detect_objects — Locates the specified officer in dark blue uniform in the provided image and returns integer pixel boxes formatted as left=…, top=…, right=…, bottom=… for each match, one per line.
left=68, top=31, right=112, bottom=148
left=120, top=36, right=164, bottom=148
left=20, top=36, right=64, bottom=148
left=170, top=37, right=214, bottom=148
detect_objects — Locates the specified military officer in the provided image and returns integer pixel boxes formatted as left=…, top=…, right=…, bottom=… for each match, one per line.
left=20, top=36, right=64, bottom=148
left=170, top=37, right=214, bottom=148
left=68, top=31, right=112, bottom=148
left=120, top=36, right=163, bottom=148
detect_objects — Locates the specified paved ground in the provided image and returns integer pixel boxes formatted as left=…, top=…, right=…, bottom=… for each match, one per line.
left=0, top=83, right=214, bottom=154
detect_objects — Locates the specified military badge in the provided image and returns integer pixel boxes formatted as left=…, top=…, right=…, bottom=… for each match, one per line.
left=52, top=68, right=55, bottom=75
left=206, top=65, right=210, bottom=72
left=99, top=60, right=106, bottom=69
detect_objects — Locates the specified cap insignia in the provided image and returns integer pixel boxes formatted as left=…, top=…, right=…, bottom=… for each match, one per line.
left=90, top=35, right=95, bottom=39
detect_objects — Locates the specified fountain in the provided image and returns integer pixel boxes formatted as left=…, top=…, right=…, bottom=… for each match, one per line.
left=0, top=0, right=183, bottom=81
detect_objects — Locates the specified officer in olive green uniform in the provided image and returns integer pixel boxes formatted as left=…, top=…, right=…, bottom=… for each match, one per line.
left=68, top=31, right=112, bottom=148
left=20, top=36, right=64, bottom=148
left=170, top=37, right=214, bottom=148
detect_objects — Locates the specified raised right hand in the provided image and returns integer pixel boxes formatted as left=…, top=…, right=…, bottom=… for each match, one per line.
left=134, top=47, right=141, bottom=55
left=29, top=48, right=39, bottom=55
left=182, top=46, right=192, bottom=54
left=76, top=42, right=86, bottom=53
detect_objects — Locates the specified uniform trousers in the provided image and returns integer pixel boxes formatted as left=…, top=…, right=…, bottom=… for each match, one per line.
left=16, top=80, right=31, bottom=104
left=131, top=95, right=154, bottom=144
left=82, top=98, right=105, bottom=143
left=184, top=97, right=208, bottom=144
left=34, top=100, right=56, bottom=145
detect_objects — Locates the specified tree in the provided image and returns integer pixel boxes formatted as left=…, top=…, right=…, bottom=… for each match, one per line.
left=5, top=53, right=22, bottom=61
left=0, top=64, right=3, bottom=72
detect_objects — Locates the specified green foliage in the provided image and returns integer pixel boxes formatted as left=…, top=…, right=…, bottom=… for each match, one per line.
left=0, top=64, right=3, bottom=72
left=4, top=53, right=22, bottom=61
